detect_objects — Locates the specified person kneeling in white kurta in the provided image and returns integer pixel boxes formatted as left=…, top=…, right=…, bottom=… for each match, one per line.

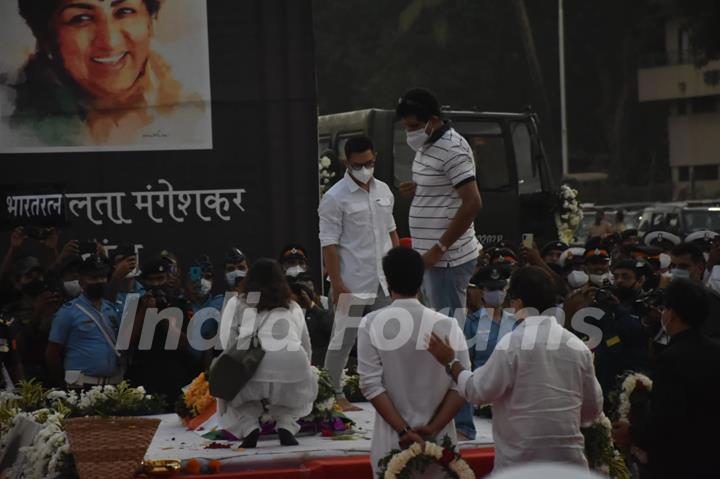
left=358, top=247, right=471, bottom=478
left=218, top=259, right=318, bottom=448
left=427, top=266, right=604, bottom=471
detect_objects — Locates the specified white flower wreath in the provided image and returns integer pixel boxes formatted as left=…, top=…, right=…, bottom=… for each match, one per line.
left=381, top=441, right=475, bottom=479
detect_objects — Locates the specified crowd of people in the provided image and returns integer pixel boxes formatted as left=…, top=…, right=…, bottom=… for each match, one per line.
left=2, top=88, right=720, bottom=477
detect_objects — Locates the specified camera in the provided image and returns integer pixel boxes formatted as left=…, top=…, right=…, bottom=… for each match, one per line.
left=148, top=287, right=169, bottom=310
left=633, top=289, right=665, bottom=317
left=593, top=287, right=617, bottom=308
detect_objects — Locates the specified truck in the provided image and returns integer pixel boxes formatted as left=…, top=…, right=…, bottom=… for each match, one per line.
left=319, top=107, right=559, bottom=247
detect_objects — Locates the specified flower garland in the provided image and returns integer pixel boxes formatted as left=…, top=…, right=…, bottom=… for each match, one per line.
left=377, top=436, right=475, bottom=479
left=555, top=184, right=583, bottom=244
left=319, top=154, right=337, bottom=196
left=581, top=413, right=630, bottom=478
left=609, top=371, right=653, bottom=467
left=615, top=372, right=652, bottom=424
left=0, top=380, right=164, bottom=479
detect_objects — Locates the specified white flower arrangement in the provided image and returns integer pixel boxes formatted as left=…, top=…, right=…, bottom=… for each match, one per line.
left=382, top=440, right=475, bottom=479
left=319, top=154, right=337, bottom=196
left=4, top=410, right=70, bottom=479
left=555, top=184, right=583, bottom=244
left=617, top=373, right=653, bottom=423
left=316, top=397, right=336, bottom=412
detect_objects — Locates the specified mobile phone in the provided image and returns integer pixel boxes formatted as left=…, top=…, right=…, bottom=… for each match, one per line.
left=521, top=233, right=534, bottom=249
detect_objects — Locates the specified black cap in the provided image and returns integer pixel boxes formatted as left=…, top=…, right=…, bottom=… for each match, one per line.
left=13, top=256, right=42, bottom=278
left=471, top=265, right=510, bottom=290
left=225, top=248, right=246, bottom=264
left=192, top=255, right=213, bottom=273
left=541, top=241, right=568, bottom=257
left=280, top=245, right=307, bottom=262
left=487, top=246, right=518, bottom=263
left=141, top=257, right=167, bottom=277
left=79, top=255, right=110, bottom=277
left=584, top=247, right=610, bottom=263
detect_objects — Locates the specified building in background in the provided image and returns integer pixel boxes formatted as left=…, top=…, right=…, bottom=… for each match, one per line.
left=638, top=18, right=720, bottom=200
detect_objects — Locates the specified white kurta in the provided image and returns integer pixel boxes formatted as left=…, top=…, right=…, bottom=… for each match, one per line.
left=457, top=315, right=603, bottom=471
left=358, top=298, right=471, bottom=477
left=219, top=301, right=318, bottom=437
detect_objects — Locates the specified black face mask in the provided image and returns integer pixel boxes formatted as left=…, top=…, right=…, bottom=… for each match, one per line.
left=21, top=279, right=46, bottom=297
left=84, top=283, right=106, bottom=301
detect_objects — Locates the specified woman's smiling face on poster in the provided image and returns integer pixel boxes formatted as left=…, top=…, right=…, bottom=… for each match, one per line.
left=50, top=0, right=153, bottom=100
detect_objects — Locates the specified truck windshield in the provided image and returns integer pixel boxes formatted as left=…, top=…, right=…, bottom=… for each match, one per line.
left=453, top=121, right=511, bottom=191
left=683, top=209, right=720, bottom=232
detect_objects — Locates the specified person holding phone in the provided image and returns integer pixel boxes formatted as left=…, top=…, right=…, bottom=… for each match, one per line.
left=397, top=88, right=482, bottom=318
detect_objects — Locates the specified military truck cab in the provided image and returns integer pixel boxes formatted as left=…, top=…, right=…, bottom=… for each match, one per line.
left=319, top=108, right=558, bottom=247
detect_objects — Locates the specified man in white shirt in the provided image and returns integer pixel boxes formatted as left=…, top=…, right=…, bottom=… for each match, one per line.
left=427, top=266, right=603, bottom=471
left=397, top=88, right=482, bottom=317
left=358, top=246, right=470, bottom=478
left=319, top=135, right=399, bottom=411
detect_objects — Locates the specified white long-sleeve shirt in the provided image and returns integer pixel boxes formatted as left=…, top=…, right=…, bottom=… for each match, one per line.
left=318, top=172, right=396, bottom=294
left=358, top=299, right=471, bottom=477
left=457, top=315, right=603, bottom=470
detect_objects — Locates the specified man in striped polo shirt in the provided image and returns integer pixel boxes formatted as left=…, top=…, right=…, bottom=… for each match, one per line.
left=397, top=88, right=482, bottom=319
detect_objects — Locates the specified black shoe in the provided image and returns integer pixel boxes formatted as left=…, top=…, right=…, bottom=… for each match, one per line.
left=240, top=428, right=261, bottom=448
left=278, top=428, right=299, bottom=446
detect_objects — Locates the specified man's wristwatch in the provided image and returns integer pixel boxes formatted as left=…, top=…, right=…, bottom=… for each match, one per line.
left=445, top=358, right=461, bottom=376
left=398, top=425, right=412, bottom=438
left=436, top=241, right=448, bottom=253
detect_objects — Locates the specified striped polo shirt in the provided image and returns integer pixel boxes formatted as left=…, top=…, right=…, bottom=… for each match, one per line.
left=410, top=124, right=479, bottom=267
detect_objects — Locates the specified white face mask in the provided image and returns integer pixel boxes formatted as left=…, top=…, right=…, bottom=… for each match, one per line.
left=406, top=122, right=430, bottom=151
left=670, top=268, right=691, bottom=281
left=589, top=272, right=611, bottom=287
left=659, top=253, right=671, bottom=270
left=483, top=290, right=507, bottom=308
left=200, top=278, right=212, bottom=296
left=351, top=166, right=374, bottom=184
left=63, top=280, right=82, bottom=297
left=286, top=265, right=306, bottom=278
left=567, top=270, right=589, bottom=289
left=225, top=270, right=246, bottom=288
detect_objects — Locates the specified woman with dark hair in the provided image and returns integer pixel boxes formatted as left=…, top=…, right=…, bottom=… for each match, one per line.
left=3, top=0, right=201, bottom=146
left=218, top=259, right=317, bottom=448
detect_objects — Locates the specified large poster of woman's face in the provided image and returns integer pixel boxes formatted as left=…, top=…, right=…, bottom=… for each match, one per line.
left=0, top=0, right=212, bottom=153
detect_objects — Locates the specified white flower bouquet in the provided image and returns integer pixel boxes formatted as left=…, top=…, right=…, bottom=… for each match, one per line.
left=555, top=184, right=583, bottom=244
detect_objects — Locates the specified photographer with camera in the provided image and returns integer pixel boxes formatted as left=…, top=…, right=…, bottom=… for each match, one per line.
left=588, top=259, right=654, bottom=399
left=125, top=257, right=194, bottom=406
left=3, top=256, right=60, bottom=385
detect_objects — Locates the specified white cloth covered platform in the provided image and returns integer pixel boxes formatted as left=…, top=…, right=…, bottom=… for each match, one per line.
left=144, top=402, right=493, bottom=470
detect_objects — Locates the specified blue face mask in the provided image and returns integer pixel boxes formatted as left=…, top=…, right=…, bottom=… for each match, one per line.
left=483, top=290, right=507, bottom=308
